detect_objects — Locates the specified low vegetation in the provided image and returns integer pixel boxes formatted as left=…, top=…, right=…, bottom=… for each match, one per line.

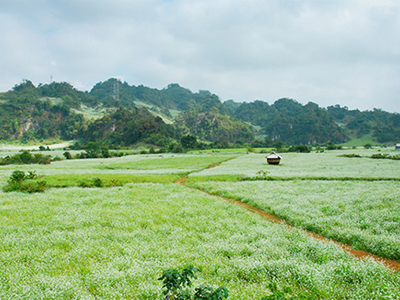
left=0, top=149, right=399, bottom=299
left=370, top=153, right=400, bottom=160
left=159, top=266, right=228, bottom=300
left=0, top=150, right=51, bottom=165
left=0, top=185, right=399, bottom=299
left=2, top=170, right=47, bottom=193
left=188, top=180, right=400, bottom=260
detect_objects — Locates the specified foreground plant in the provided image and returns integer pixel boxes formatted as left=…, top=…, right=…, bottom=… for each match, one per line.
left=159, top=266, right=228, bottom=300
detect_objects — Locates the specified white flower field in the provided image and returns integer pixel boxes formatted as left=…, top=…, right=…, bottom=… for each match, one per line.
left=0, top=149, right=399, bottom=299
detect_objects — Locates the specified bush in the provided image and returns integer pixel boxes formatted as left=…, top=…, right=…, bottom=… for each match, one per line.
left=63, top=151, right=72, bottom=159
left=288, top=145, right=310, bottom=153
left=9, top=170, right=26, bottom=183
left=0, top=150, right=52, bottom=165
left=159, top=266, right=228, bottom=300
left=326, top=142, right=338, bottom=150
left=3, top=170, right=46, bottom=193
left=339, top=154, right=361, bottom=158
left=92, top=178, right=103, bottom=187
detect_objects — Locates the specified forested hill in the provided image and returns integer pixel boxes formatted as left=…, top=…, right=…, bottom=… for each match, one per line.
left=229, top=99, right=347, bottom=145
left=226, top=99, right=400, bottom=144
left=0, top=79, right=253, bottom=146
left=89, top=78, right=229, bottom=116
left=0, top=78, right=399, bottom=147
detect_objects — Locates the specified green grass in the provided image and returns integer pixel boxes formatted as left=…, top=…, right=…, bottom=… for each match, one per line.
left=44, top=173, right=183, bottom=187
left=341, top=133, right=377, bottom=147
left=95, top=154, right=237, bottom=171
left=71, top=104, right=109, bottom=120
left=0, top=185, right=399, bottom=299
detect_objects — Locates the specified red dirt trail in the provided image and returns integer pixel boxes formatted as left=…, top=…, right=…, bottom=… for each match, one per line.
left=175, top=177, right=400, bottom=272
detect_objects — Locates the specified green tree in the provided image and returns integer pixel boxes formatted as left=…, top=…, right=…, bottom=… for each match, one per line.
left=85, top=142, right=100, bottom=158
left=181, top=135, right=197, bottom=149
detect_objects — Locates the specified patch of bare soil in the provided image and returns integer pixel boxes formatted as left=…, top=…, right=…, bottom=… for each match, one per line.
left=175, top=176, right=188, bottom=185
left=207, top=162, right=221, bottom=169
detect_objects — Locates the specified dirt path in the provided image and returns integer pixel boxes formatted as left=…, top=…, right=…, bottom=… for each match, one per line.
left=175, top=177, right=400, bottom=272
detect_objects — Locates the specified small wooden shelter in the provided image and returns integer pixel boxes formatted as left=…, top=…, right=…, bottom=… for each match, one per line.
left=266, top=152, right=282, bottom=165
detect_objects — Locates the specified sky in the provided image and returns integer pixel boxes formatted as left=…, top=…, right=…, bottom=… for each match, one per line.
left=1, top=0, right=399, bottom=113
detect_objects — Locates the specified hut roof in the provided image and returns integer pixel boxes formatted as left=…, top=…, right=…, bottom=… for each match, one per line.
left=266, top=152, right=282, bottom=159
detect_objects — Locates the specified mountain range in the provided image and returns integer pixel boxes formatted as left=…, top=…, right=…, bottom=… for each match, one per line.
left=0, top=78, right=399, bottom=148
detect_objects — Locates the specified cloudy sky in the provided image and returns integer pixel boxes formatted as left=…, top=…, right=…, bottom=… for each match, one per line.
left=1, top=0, right=399, bottom=112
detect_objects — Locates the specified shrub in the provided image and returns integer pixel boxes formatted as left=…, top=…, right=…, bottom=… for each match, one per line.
left=326, top=142, right=338, bottom=150
left=0, top=151, right=51, bottom=165
left=3, top=171, right=46, bottom=193
left=78, top=180, right=92, bottom=188
left=63, top=151, right=72, bottom=159
left=92, top=178, right=103, bottom=187
left=158, top=266, right=228, bottom=300
left=27, top=171, right=38, bottom=179
left=288, top=145, right=310, bottom=153
left=52, top=156, right=63, bottom=162
left=370, top=153, right=400, bottom=160
left=39, top=155, right=52, bottom=165
left=9, top=170, right=26, bottom=184
left=194, top=285, right=229, bottom=300
left=243, top=170, right=272, bottom=181
left=339, top=154, right=361, bottom=158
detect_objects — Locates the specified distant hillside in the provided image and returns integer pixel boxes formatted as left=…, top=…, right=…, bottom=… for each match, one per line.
left=175, top=109, right=254, bottom=143
left=326, top=105, right=400, bottom=144
left=226, top=99, right=400, bottom=145
left=1, top=78, right=399, bottom=147
left=89, top=79, right=229, bottom=117
left=0, top=80, right=85, bottom=142
left=230, top=99, right=347, bottom=144
left=79, top=107, right=177, bottom=147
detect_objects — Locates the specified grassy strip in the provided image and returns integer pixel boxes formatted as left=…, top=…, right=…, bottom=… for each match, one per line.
left=187, top=175, right=246, bottom=183
left=44, top=173, right=185, bottom=187
left=188, top=175, right=400, bottom=183
left=95, top=154, right=238, bottom=171
left=243, top=176, right=400, bottom=182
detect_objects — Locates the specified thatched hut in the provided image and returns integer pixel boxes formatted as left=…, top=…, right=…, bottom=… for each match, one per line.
left=266, top=152, right=282, bottom=165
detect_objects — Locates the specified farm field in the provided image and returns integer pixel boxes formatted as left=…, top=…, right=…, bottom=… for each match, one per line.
left=188, top=180, right=400, bottom=260
left=0, top=149, right=399, bottom=299
left=189, top=149, right=400, bottom=179
left=0, top=154, right=237, bottom=185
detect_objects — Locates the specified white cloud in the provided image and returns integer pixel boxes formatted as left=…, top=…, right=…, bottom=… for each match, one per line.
left=0, top=0, right=399, bottom=112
